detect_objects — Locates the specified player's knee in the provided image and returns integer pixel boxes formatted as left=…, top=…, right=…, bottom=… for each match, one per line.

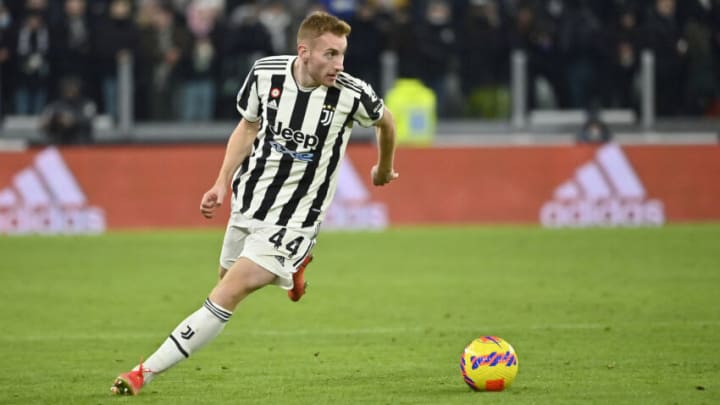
left=218, top=266, right=228, bottom=280
left=232, top=267, right=272, bottom=293
left=209, top=278, right=250, bottom=309
left=212, top=264, right=272, bottom=304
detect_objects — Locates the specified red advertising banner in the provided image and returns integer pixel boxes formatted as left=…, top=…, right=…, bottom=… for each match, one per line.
left=348, top=143, right=720, bottom=226
left=1, top=143, right=719, bottom=234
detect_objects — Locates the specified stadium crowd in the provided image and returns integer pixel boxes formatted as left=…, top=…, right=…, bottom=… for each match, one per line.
left=0, top=0, right=719, bottom=125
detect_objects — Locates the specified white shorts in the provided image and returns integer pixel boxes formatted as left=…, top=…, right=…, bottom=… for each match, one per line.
left=219, top=211, right=317, bottom=290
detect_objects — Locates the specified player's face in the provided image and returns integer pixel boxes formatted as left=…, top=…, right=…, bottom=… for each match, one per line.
left=303, top=33, right=346, bottom=87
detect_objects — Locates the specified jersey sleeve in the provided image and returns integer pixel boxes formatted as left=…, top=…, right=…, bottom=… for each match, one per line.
left=235, top=65, right=261, bottom=122
left=353, top=79, right=384, bottom=127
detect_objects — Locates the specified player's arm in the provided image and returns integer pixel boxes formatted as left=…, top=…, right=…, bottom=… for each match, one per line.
left=371, top=106, right=399, bottom=186
left=200, top=119, right=260, bottom=218
left=214, top=118, right=259, bottom=188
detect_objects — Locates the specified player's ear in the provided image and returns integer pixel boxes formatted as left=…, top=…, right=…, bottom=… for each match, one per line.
left=297, top=42, right=309, bottom=60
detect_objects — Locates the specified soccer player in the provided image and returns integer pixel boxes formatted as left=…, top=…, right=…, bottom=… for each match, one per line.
left=111, top=11, right=398, bottom=395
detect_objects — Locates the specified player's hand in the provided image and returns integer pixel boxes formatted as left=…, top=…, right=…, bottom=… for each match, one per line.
left=371, top=164, right=399, bottom=186
left=200, top=184, right=226, bottom=219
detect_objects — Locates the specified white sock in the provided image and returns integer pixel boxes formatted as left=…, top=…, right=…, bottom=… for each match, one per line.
left=135, top=298, right=233, bottom=384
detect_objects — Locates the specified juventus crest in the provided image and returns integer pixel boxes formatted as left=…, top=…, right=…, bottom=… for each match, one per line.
left=320, top=104, right=335, bottom=127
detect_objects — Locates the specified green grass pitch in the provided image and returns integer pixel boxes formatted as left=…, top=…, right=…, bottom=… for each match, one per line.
left=1, top=225, right=719, bottom=404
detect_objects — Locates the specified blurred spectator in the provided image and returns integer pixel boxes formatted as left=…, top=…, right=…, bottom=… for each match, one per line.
left=711, top=0, right=720, bottom=116
left=414, top=0, right=458, bottom=117
left=557, top=0, right=604, bottom=110
left=459, top=0, right=511, bottom=118
left=0, top=1, right=13, bottom=117
left=318, top=0, right=357, bottom=20
left=345, top=1, right=385, bottom=91
left=217, top=3, right=273, bottom=119
left=14, top=10, right=51, bottom=115
left=170, top=0, right=194, bottom=14
left=682, top=2, right=717, bottom=115
left=85, top=0, right=114, bottom=19
left=258, top=2, right=292, bottom=53
left=603, top=4, right=641, bottom=110
left=137, top=3, right=192, bottom=120
left=508, top=2, right=566, bottom=109
left=40, top=76, right=96, bottom=144
left=4, top=0, right=21, bottom=18
left=180, top=0, right=222, bottom=121
left=51, top=0, right=94, bottom=100
left=641, top=0, right=688, bottom=116
left=24, top=0, right=50, bottom=18
left=387, top=4, right=419, bottom=80
left=93, top=0, right=139, bottom=121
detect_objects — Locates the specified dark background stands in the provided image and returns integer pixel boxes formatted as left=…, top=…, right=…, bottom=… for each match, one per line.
left=93, top=0, right=139, bottom=121
left=136, top=2, right=192, bottom=121
left=13, top=10, right=51, bottom=115
left=0, top=0, right=719, bottom=126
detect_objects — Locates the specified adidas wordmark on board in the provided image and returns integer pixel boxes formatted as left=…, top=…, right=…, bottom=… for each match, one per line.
left=540, top=143, right=664, bottom=228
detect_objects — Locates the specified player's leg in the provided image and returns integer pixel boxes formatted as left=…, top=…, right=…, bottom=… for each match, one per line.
left=284, top=225, right=317, bottom=302
left=288, top=254, right=313, bottom=302
left=209, top=257, right=277, bottom=309
left=111, top=259, right=276, bottom=395
left=111, top=214, right=317, bottom=395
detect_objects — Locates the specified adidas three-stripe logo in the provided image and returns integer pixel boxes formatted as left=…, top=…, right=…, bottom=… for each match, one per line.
left=0, top=147, right=105, bottom=234
left=541, top=143, right=665, bottom=227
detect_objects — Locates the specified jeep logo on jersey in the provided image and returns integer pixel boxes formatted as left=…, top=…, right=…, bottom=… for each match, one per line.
left=269, top=121, right=319, bottom=149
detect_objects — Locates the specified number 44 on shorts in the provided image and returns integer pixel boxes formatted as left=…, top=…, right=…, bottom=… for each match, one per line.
left=268, top=227, right=305, bottom=258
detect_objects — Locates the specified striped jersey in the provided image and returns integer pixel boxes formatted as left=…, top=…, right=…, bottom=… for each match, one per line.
left=232, top=55, right=384, bottom=229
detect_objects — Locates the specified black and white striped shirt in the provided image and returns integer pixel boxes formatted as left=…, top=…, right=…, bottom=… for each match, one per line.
left=232, top=55, right=384, bottom=229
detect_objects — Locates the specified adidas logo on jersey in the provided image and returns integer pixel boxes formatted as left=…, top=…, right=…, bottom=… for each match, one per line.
left=540, top=143, right=664, bottom=228
left=0, top=147, right=106, bottom=235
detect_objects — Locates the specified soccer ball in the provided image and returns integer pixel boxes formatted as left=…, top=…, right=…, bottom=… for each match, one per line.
left=460, top=336, right=519, bottom=391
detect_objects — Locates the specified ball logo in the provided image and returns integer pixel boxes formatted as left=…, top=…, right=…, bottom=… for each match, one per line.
left=470, top=351, right=518, bottom=368
left=479, top=336, right=502, bottom=345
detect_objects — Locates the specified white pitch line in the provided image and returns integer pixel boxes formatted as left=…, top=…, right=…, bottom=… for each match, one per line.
left=2, top=320, right=719, bottom=342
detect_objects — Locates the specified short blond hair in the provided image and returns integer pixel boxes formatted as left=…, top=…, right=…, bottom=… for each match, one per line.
left=297, top=11, right=351, bottom=44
